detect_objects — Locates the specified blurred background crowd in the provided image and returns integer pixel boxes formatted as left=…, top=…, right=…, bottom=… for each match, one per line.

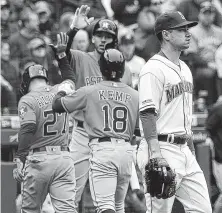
left=1, top=0, right=222, bottom=115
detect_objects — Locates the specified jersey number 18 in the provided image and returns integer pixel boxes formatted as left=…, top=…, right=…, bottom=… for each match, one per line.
left=102, top=105, right=128, bottom=133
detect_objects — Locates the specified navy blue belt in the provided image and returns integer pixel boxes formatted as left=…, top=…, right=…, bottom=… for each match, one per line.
left=98, top=137, right=129, bottom=143
left=158, top=135, right=188, bottom=144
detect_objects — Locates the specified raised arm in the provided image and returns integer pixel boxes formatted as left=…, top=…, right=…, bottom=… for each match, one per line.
left=66, top=5, right=94, bottom=55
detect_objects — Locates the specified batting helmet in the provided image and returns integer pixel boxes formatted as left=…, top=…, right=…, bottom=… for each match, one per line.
left=99, top=49, right=125, bottom=80
left=93, top=19, right=118, bottom=49
left=20, top=64, right=48, bottom=96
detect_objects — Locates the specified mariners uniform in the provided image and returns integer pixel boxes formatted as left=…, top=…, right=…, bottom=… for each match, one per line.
left=17, top=65, right=76, bottom=213
left=139, top=54, right=212, bottom=213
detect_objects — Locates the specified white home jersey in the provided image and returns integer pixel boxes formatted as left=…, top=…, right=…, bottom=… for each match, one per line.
left=139, top=54, right=193, bottom=136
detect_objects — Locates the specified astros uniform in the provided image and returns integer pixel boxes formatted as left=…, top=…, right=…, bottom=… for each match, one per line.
left=68, top=49, right=132, bottom=205
left=61, top=81, right=139, bottom=213
left=18, top=85, right=76, bottom=213
left=138, top=54, right=211, bottom=213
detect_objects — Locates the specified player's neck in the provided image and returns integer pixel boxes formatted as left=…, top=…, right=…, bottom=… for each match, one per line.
left=160, top=45, right=181, bottom=66
left=93, top=49, right=101, bottom=60
left=29, top=79, right=47, bottom=92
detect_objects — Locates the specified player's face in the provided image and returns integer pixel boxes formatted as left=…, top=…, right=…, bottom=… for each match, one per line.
left=168, top=26, right=191, bottom=50
left=93, top=32, right=114, bottom=54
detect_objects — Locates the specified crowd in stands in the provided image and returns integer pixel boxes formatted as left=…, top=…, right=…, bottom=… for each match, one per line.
left=1, top=0, right=222, bottom=115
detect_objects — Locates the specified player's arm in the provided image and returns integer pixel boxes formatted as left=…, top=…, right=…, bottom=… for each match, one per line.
left=138, top=69, right=164, bottom=159
left=13, top=101, right=37, bottom=182
left=140, top=109, right=161, bottom=158
left=66, top=5, right=94, bottom=56
left=53, top=86, right=87, bottom=113
left=55, top=32, right=76, bottom=83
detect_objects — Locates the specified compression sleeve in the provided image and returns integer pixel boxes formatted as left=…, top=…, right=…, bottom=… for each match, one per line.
left=52, top=91, right=66, bottom=113
left=15, top=123, right=36, bottom=163
left=66, top=27, right=79, bottom=58
left=140, top=109, right=158, bottom=141
left=140, top=108, right=162, bottom=158
left=58, top=56, right=76, bottom=83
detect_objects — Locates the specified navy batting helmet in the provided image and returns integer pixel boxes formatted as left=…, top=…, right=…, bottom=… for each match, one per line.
left=99, top=49, right=125, bottom=80
left=20, top=64, right=48, bottom=96
left=93, top=19, right=118, bottom=49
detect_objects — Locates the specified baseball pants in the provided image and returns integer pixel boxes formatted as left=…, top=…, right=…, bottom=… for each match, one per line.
left=89, top=138, right=134, bottom=213
left=138, top=139, right=212, bottom=213
left=21, top=149, right=76, bottom=213
left=69, top=126, right=91, bottom=206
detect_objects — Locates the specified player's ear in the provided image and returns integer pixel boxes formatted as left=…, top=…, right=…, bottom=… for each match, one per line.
left=162, top=30, right=170, bottom=41
left=92, top=36, right=95, bottom=44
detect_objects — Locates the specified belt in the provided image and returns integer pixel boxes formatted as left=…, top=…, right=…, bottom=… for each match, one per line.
left=77, top=121, right=84, bottom=128
left=32, top=146, right=69, bottom=153
left=98, top=137, right=129, bottom=143
left=158, top=134, right=188, bottom=144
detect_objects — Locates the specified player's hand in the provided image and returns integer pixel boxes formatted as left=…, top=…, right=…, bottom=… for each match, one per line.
left=49, top=32, right=69, bottom=56
left=13, top=158, right=24, bottom=182
left=58, top=80, right=75, bottom=95
left=70, top=5, right=94, bottom=29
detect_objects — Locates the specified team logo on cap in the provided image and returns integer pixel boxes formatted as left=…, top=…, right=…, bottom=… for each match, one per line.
left=101, top=22, right=109, bottom=29
left=177, top=11, right=186, bottom=20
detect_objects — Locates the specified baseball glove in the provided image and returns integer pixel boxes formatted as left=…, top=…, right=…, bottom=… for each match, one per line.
left=145, top=158, right=176, bottom=199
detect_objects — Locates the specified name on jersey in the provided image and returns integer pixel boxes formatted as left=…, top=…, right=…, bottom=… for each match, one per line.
left=98, top=90, right=132, bottom=103
left=166, top=80, right=193, bottom=104
left=85, top=76, right=103, bottom=86
left=35, top=93, right=56, bottom=108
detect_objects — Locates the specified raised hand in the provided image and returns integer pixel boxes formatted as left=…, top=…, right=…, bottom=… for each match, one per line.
left=70, top=5, right=94, bottom=29
left=49, top=32, right=69, bottom=55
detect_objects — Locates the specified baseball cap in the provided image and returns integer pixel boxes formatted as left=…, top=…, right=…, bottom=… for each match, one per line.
left=154, top=11, right=198, bottom=35
left=200, top=1, right=216, bottom=13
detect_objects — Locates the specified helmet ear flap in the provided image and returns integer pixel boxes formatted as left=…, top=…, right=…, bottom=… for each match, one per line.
left=105, top=37, right=118, bottom=50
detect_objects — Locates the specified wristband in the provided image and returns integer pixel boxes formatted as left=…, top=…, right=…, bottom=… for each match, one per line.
left=58, top=52, right=66, bottom=59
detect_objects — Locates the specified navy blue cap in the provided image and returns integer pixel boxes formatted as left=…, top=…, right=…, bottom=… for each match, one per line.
left=154, top=11, right=198, bottom=35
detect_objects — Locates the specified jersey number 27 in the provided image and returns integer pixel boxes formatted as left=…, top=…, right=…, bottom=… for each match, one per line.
left=43, top=110, right=67, bottom=136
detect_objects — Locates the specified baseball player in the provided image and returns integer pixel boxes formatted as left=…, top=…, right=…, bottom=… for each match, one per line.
left=51, top=5, right=133, bottom=208
left=52, top=49, right=139, bottom=213
left=13, top=64, right=77, bottom=213
left=138, top=11, right=212, bottom=213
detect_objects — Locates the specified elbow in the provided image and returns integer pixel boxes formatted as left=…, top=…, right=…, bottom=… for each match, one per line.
left=52, top=95, right=66, bottom=113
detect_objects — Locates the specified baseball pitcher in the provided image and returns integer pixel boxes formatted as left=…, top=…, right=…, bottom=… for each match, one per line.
left=138, top=11, right=212, bottom=213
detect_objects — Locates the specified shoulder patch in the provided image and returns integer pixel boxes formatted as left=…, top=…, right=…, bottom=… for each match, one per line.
left=19, top=105, right=28, bottom=120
